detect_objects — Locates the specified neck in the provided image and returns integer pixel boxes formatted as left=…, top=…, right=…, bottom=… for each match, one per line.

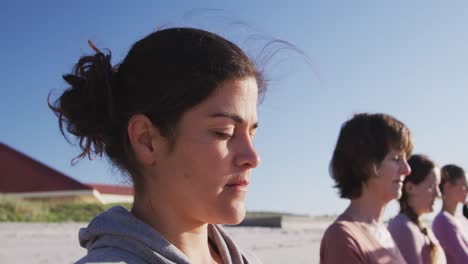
left=405, top=198, right=423, bottom=222
left=442, top=198, right=458, bottom=216
left=345, top=189, right=388, bottom=224
left=131, top=191, right=220, bottom=263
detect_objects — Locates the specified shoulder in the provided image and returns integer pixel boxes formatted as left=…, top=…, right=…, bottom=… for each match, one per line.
left=388, top=214, right=417, bottom=239
left=320, top=219, right=363, bottom=253
left=388, top=214, right=411, bottom=232
left=325, top=219, right=357, bottom=234
left=433, top=211, right=455, bottom=229
left=322, top=218, right=359, bottom=242
left=320, top=219, right=367, bottom=263
left=432, top=211, right=459, bottom=242
left=75, top=247, right=148, bottom=264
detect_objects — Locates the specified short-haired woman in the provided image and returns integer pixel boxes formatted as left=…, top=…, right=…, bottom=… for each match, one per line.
left=320, top=113, right=413, bottom=264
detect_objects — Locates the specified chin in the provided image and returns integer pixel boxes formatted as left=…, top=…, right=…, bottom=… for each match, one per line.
left=217, top=202, right=246, bottom=225
left=227, top=205, right=247, bottom=224
left=206, top=202, right=246, bottom=225
left=223, top=213, right=246, bottom=225
left=392, top=190, right=403, bottom=201
left=387, top=186, right=403, bottom=201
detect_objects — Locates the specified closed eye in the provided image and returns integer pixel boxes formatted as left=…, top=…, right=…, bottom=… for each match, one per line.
left=214, top=131, right=233, bottom=140
left=249, top=123, right=258, bottom=138
left=392, top=152, right=406, bottom=161
left=249, top=129, right=257, bottom=138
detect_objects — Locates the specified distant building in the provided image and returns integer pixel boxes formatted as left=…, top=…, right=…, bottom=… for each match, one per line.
left=0, top=142, right=133, bottom=204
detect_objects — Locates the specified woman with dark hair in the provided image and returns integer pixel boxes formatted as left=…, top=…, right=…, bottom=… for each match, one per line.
left=50, top=28, right=263, bottom=264
left=320, top=113, right=413, bottom=264
left=388, top=154, right=445, bottom=264
left=432, top=165, right=468, bottom=263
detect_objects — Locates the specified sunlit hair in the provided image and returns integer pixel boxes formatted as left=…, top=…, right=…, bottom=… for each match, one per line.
left=330, top=113, right=413, bottom=199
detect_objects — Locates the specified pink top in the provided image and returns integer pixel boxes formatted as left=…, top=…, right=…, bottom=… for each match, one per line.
left=320, top=213, right=406, bottom=264
left=432, top=211, right=468, bottom=264
left=388, top=213, right=446, bottom=264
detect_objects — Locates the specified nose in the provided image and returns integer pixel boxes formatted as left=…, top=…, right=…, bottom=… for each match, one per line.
left=234, top=135, right=261, bottom=169
left=401, top=159, right=411, bottom=176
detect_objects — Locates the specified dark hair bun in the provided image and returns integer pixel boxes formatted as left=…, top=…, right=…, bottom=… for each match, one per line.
left=49, top=43, right=116, bottom=161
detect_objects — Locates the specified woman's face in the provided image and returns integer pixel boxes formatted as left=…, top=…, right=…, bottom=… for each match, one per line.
left=368, top=148, right=412, bottom=203
left=407, top=168, right=441, bottom=215
left=449, top=176, right=468, bottom=204
left=152, top=77, right=260, bottom=225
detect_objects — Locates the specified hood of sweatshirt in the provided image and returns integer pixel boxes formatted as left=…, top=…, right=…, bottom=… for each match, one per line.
left=77, top=206, right=258, bottom=264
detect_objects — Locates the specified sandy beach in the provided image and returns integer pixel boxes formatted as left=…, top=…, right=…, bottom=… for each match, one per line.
left=0, top=220, right=332, bottom=264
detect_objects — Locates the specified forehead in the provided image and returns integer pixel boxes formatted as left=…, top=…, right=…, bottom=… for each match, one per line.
left=198, top=77, right=259, bottom=119
left=386, top=147, right=406, bottom=156
left=456, top=176, right=468, bottom=185
left=424, top=168, right=441, bottom=183
left=388, top=134, right=412, bottom=157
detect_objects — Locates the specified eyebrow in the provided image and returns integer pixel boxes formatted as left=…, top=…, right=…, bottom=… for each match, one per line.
left=210, top=112, right=258, bottom=129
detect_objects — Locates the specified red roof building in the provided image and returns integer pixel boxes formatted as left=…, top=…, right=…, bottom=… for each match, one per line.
left=0, top=142, right=133, bottom=204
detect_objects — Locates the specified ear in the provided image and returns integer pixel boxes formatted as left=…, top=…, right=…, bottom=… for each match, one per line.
left=372, top=163, right=380, bottom=176
left=442, top=181, right=453, bottom=193
left=127, top=114, right=161, bottom=166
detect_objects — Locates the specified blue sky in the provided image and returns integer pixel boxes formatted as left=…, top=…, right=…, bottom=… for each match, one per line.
left=2, top=1, right=467, bottom=219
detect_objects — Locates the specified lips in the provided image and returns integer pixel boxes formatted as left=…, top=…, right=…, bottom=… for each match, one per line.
left=225, top=180, right=249, bottom=191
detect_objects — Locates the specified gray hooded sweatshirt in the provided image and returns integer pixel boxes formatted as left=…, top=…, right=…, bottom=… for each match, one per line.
left=76, top=206, right=261, bottom=264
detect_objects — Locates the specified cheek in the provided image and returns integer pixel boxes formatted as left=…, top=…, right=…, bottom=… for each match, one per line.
left=183, top=144, right=231, bottom=184
left=412, top=192, right=432, bottom=212
left=182, top=138, right=230, bottom=166
left=424, top=191, right=435, bottom=203
left=459, top=188, right=468, bottom=199
left=380, top=165, right=396, bottom=181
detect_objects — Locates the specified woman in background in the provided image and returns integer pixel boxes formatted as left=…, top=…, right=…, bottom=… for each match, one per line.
left=50, top=27, right=263, bottom=264
left=388, top=154, right=445, bottom=264
left=433, top=164, right=468, bottom=263
left=320, top=113, right=412, bottom=264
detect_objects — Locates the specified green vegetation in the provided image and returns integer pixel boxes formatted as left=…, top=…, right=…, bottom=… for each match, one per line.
left=0, top=197, right=131, bottom=222
left=0, top=197, right=310, bottom=222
